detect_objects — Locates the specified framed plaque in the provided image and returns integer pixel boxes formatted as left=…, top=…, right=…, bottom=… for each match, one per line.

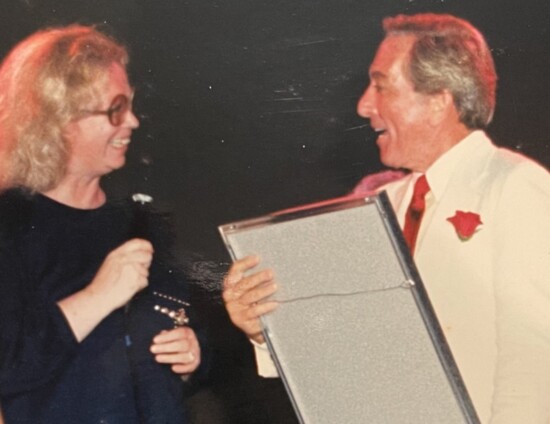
left=219, top=192, right=479, bottom=424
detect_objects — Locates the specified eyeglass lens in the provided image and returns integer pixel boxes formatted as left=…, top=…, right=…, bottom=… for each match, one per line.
left=107, top=94, right=130, bottom=126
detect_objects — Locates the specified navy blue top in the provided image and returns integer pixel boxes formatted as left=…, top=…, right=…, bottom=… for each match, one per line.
left=0, top=189, right=201, bottom=423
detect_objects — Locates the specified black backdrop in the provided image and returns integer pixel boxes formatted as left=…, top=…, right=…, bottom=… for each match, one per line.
left=2, top=1, right=550, bottom=422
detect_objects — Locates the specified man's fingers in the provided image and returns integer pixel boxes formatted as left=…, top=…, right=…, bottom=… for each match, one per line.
left=238, top=280, right=277, bottom=305
left=223, top=269, right=274, bottom=303
left=237, top=269, right=274, bottom=293
left=224, top=255, right=260, bottom=288
left=243, top=300, right=278, bottom=321
left=230, top=255, right=260, bottom=274
left=226, top=298, right=278, bottom=329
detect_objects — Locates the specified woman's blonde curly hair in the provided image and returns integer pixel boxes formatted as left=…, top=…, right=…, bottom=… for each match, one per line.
left=0, top=25, right=128, bottom=192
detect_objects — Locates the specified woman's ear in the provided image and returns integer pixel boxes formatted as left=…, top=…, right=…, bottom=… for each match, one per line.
left=61, top=120, right=78, bottom=143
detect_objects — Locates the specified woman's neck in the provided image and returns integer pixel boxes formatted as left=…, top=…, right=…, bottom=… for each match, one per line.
left=42, top=176, right=106, bottom=209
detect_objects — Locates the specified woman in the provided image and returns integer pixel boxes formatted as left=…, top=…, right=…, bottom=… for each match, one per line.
left=0, top=25, right=202, bottom=423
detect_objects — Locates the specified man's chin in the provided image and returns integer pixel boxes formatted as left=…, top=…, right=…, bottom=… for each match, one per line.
left=377, top=139, right=392, bottom=162
left=378, top=150, right=396, bottom=168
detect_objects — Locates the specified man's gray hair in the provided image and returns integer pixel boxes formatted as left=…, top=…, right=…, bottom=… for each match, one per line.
left=383, top=13, right=497, bottom=129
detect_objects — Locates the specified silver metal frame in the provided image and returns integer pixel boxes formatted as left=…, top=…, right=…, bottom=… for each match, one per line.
left=219, top=192, right=479, bottom=424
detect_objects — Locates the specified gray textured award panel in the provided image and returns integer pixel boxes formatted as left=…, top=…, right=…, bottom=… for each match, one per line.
left=220, top=196, right=473, bottom=424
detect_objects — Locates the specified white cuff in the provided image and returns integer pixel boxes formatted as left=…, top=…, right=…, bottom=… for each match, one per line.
left=250, top=339, right=279, bottom=378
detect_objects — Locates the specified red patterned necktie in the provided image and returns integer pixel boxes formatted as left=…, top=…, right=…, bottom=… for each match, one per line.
left=402, top=175, right=430, bottom=256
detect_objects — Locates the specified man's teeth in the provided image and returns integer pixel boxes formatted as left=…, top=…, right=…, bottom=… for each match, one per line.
left=110, top=139, right=130, bottom=147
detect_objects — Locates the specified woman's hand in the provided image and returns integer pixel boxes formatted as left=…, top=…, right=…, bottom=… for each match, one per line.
left=58, top=238, right=153, bottom=342
left=222, top=255, right=279, bottom=344
left=151, top=327, right=201, bottom=375
left=86, top=238, right=154, bottom=310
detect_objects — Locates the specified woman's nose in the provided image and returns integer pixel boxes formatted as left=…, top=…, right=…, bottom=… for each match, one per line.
left=126, top=109, right=140, bottom=129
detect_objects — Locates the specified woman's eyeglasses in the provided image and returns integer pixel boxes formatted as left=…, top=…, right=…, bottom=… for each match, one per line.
left=80, top=94, right=131, bottom=126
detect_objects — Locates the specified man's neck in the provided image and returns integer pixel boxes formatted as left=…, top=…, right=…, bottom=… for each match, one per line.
left=415, top=124, right=472, bottom=173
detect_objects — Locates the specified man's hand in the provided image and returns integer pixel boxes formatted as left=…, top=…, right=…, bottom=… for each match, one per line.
left=222, top=255, right=278, bottom=344
left=151, top=327, right=201, bottom=375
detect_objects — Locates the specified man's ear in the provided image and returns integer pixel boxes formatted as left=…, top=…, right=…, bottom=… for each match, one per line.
left=428, top=89, right=456, bottom=126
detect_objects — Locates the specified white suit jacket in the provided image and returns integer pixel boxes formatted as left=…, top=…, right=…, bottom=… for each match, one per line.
left=381, top=131, right=550, bottom=424
left=253, top=130, right=550, bottom=424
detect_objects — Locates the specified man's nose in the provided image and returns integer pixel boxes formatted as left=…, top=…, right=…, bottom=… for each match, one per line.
left=356, top=86, right=374, bottom=118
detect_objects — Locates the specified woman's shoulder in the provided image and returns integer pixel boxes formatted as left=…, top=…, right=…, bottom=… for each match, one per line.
left=0, top=186, right=33, bottom=205
left=0, top=188, right=35, bottom=248
left=0, top=188, right=34, bottom=225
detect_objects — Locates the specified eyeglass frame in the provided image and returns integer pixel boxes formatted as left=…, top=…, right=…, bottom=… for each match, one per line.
left=79, top=93, right=133, bottom=126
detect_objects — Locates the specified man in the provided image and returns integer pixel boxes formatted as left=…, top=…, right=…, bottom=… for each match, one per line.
left=223, top=13, right=550, bottom=423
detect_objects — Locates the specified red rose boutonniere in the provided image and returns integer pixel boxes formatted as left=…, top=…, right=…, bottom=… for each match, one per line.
left=447, top=211, right=482, bottom=241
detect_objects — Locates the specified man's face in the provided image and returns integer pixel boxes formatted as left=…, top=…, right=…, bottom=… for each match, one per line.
left=357, top=35, right=436, bottom=172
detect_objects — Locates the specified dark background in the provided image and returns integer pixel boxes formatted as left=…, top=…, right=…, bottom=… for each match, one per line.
left=2, top=0, right=550, bottom=422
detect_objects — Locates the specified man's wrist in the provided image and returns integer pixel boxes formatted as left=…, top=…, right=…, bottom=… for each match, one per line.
left=250, top=337, right=268, bottom=349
